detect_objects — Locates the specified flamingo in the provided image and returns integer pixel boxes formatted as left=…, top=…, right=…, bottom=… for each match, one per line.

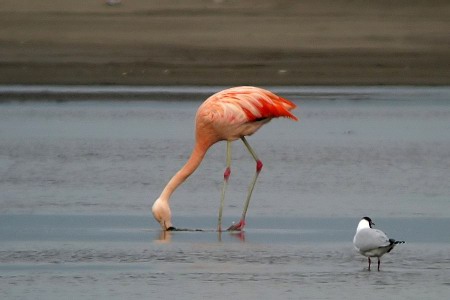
left=152, top=86, right=298, bottom=231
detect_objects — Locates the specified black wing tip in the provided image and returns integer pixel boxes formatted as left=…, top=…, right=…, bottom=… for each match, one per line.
left=389, top=238, right=405, bottom=245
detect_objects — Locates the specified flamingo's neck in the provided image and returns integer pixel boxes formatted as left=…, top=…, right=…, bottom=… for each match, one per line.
left=159, top=142, right=209, bottom=202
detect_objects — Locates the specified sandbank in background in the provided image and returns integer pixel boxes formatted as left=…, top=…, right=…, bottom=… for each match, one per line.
left=1, top=0, right=449, bottom=86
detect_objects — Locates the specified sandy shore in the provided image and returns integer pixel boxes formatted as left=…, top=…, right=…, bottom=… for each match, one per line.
left=1, top=0, right=449, bottom=85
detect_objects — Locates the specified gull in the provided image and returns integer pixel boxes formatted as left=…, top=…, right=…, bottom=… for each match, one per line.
left=353, top=216, right=405, bottom=271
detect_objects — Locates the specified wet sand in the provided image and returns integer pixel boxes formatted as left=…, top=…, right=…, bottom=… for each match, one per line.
left=1, top=0, right=450, bottom=85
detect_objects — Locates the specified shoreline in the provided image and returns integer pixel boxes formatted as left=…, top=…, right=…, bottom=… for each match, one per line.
left=1, top=85, right=448, bottom=102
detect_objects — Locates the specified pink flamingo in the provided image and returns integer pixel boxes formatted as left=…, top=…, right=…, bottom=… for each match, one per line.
left=152, top=86, right=298, bottom=231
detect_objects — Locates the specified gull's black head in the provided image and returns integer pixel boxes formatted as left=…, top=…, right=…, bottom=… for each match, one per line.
left=362, top=216, right=375, bottom=228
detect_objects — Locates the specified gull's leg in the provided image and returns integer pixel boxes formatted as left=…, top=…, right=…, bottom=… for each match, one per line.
left=368, top=257, right=371, bottom=271
left=377, top=258, right=381, bottom=271
left=218, top=141, right=232, bottom=232
left=227, top=137, right=262, bottom=231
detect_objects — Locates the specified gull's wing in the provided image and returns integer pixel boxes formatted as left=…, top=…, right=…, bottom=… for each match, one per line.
left=353, top=228, right=391, bottom=252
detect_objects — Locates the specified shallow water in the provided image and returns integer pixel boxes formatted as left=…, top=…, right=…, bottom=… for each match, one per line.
left=0, top=214, right=449, bottom=299
left=1, top=86, right=450, bottom=299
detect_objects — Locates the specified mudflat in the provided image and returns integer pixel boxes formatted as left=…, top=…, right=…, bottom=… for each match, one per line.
left=1, top=0, right=449, bottom=85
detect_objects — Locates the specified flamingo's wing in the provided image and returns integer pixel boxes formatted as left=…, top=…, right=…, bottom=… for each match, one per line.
left=203, top=86, right=298, bottom=124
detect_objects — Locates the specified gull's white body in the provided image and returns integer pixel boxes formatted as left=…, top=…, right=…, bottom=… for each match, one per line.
left=353, top=217, right=404, bottom=271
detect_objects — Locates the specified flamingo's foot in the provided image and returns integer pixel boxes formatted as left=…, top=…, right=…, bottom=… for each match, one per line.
left=227, top=219, right=246, bottom=231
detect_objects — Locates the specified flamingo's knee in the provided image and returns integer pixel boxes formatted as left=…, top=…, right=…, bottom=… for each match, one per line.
left=256, top=160, right=263, bottom=173
left=224, top=167, right=231, bottom=181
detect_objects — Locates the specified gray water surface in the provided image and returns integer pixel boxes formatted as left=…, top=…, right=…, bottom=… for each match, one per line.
left=1, top=86, right=450, bottom=299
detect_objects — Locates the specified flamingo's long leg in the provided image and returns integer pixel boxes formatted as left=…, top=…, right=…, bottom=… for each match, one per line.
left=218, top=141, right=232, bottom=232
left=227, top=137, right=262, bottom=231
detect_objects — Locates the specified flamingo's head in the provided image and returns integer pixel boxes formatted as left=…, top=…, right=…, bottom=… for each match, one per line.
left=152, top=198, right=174, bottom=231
